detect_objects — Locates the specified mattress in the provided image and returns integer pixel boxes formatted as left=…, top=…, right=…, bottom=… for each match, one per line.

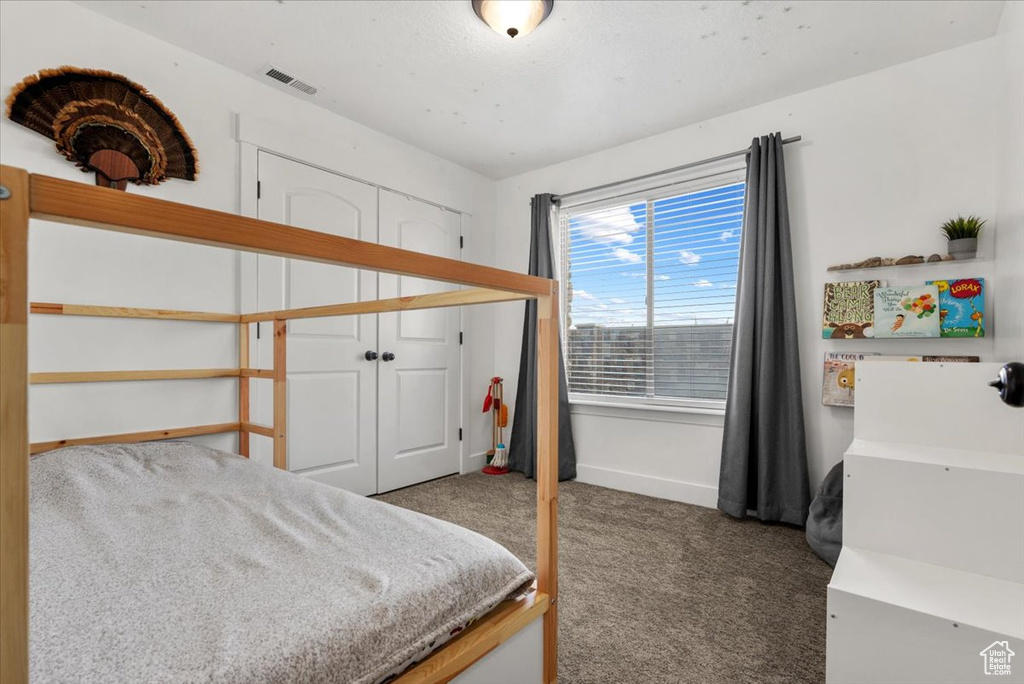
left=29, top=442, right=533, bottom=684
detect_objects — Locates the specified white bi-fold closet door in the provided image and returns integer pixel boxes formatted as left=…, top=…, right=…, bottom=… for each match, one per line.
left=254, top=152, right=461, bottom=495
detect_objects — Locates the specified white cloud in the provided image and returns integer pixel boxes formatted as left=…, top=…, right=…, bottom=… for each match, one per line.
left=720, top=229, right=737, bottom=241
left=610, top=298, right=626, bottom=305
left=612, top=247, right=642, bottom=264
left=573, top=206, right=643, bottom=246
left=693, top=279, right=714, bottom=288
left=679, top=250, right=701, bottom=265
left=621, top=273, right=668, bottom=281
left=574, top=289, right=596, bottom=300
left=622, top=272, right=644, bottom=278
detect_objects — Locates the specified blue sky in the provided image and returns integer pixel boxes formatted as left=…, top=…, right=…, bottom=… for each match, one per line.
left=565, top=181, right=745, bottom=328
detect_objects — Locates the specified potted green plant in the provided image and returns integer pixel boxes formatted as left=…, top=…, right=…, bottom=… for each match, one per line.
left=940, top=215, right=986, bottom=261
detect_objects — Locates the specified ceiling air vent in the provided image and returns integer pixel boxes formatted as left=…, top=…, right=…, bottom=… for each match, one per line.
left=261, top=65, right=319, bottom=96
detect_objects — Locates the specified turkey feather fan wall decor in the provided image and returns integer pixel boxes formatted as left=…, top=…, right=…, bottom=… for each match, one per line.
left=5, top=66, right=198, bottom=189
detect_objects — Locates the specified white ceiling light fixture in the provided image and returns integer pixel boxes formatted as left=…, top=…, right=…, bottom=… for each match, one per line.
left=472, top=0, right=553, bottom=39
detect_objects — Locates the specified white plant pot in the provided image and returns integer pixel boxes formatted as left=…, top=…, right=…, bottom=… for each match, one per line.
left=947, top=238, right=978, bottom=261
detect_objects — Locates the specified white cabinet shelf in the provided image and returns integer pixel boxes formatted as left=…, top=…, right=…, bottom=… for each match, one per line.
left=826, top=362, right=1024, bottom=684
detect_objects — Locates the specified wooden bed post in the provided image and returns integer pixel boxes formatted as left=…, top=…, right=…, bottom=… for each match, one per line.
left=536, top=282, right=559, bottom=684
left=273, top=320, right=287, bottom=470
left=238, top=322, right=250, bottom=457
left=0, top=165, right=31, bottom=684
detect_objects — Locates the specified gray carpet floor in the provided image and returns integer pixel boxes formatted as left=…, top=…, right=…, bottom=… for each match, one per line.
left=377, top=472, right=833, bottom=684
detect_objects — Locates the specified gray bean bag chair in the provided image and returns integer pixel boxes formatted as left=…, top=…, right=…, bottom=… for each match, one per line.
left=806, top=460, right=844, bottom=566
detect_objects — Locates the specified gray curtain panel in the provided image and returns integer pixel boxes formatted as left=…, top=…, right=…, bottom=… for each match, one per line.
left=508, top=193, right=577, bottom=481
left=717, top=133, right=810, bottom=526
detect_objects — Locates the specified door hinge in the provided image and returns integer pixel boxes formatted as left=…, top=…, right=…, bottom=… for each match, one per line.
left=459, top=428, right=463, bottom=441
left=459, top=235, right=464, bottom=249
left=256, top=180, right=261, bottom=200
left=459, top=331, right=463, bottom=345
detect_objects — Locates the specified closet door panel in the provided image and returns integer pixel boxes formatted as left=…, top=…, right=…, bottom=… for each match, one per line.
left=256, top=152, right=379, bottom=495
left=283, top=193, right=362, bottom=338
left=377, top=191, right=461, bottom=493
left=288, top=372, right=362, bottom=472
left=396, top=369, right=448, bottom=452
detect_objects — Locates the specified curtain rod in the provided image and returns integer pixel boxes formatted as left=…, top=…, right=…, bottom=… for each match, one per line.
left=552, top=135, right=802, bottom=203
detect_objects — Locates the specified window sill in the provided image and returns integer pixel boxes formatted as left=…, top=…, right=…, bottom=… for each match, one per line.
left=568, top=397, right=726, bottom=426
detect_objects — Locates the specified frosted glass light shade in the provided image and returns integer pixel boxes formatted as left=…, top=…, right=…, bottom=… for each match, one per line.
left=472, top=0, right=554, bottom=39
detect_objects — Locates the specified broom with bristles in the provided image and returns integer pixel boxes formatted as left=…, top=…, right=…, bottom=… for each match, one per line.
left=482, top=377, right=509, bottom=475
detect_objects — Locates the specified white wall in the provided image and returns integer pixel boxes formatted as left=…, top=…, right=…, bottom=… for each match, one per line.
left=494, top=37, right=1007, bottom=506
left=3, top=1, right=1015, bottom=498
left=0, top=1, right=497, bottom=464
left=994, top=1, right=1024, bottom=361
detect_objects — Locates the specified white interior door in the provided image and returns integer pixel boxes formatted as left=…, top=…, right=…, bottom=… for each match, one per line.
left=255, top=152, right=379, bottom=495
left=377, top=190, right=462, bottom=492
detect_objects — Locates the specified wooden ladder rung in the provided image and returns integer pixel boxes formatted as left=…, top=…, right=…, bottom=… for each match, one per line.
left=239, top=368, right=274, bottom=378
left=240, top=422, right=274, bottom=438
left=30, top=422, right=242, bottom=455
left=30, top=369, right=241, bottom=384
left=30, top=301, right=239, bottom=323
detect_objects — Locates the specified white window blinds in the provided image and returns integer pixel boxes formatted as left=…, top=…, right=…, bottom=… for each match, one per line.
left=559, top=172, right=746, bottom=406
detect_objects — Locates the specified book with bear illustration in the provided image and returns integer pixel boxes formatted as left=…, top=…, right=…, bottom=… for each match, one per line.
left=822, top=280, right=881, bottom=339
left=873, top=285, right=940, bottom=338
left=926, top=278, right=985, bottom=338
left=822, top=351, right=878, bottom=407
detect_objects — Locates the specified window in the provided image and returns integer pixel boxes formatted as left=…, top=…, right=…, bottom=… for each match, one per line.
left=559, top=171, right=746, bottom=409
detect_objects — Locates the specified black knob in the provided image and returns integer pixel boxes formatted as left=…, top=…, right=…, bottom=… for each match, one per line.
left=364, top=350, right=378, bottom=361
left=381, top=351, right=396, bottom=362
left=990, top=362, right=1024, bottom=408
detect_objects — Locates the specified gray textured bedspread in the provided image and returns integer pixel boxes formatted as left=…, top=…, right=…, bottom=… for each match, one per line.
left=30, top=443, right=533, bottom=684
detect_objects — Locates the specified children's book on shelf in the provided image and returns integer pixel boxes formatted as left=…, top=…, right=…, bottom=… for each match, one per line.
left=822, top=352, right=878, bottom=407
left=927, top=278, right=985, bottom=338
left=822, top=280, right=882, bottom=339
left=872, top=355, right=980, bottom=363
left=873, top=285, right=940, bottom=338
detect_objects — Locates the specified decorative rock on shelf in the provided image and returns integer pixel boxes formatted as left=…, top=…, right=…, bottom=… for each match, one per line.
left=827, top=252, right=961, bottom=271
left=895, top=255, right=925, bottom=265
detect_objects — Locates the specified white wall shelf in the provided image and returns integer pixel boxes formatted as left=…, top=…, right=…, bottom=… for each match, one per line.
left=827, top=257, right=986, bottom=274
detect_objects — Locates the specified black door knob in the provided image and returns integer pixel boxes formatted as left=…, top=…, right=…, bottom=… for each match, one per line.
left=990, top=362, right=1024, bottom=407
left=381, top=351, right=396, bottom=362
left=364, top=350, right=378, bottom=361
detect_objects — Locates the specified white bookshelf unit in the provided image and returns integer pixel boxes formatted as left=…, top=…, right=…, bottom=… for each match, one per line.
left=826, top=361, right=1024, bottom=684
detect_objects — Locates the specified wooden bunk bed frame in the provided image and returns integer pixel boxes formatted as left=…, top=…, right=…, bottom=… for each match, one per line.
left=0, top=165, right=560, bottom=684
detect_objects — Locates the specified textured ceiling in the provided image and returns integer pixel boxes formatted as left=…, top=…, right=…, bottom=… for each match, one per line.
left=76, top=0, right=1004, bottom=179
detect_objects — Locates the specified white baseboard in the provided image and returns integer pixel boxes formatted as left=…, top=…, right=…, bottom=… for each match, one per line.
left=575, top=464, right=718, bottom=509
left=462, top=451, right=489, bottom=474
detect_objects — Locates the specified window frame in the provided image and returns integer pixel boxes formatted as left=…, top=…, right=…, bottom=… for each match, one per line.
left=557, top=165, right=747, bottom=414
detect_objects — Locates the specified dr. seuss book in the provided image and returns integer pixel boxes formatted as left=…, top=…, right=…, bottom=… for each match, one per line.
left=822, top=280, right=881, bottom=339
left=822, top=352, right=878, bottom=407
left=873, top=285, right=940, bottom=338
left=927, top=278, right=985, bottom=338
